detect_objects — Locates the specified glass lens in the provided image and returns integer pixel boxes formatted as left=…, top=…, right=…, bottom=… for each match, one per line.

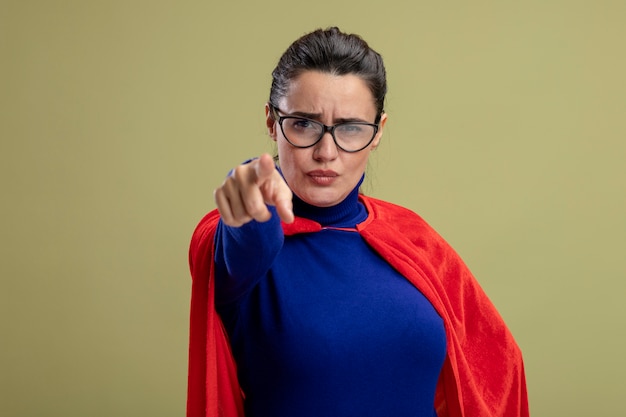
left=282, top=117, right=323, bottom=146
left=334, top=124, right=376, bottom=151
left=279, top=116, right=377, bottom=152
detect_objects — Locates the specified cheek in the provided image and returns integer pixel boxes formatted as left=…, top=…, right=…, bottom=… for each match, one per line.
left=277, top=144, right=300, bottom=181
left=348, top=151, right=371, bottom=172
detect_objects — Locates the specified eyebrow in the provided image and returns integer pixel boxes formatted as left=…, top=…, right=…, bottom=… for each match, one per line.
left=288, top=110, right=371, bottom=124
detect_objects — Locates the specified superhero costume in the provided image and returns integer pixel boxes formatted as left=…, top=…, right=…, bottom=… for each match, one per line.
left=187, top=194, right=528, bottom=417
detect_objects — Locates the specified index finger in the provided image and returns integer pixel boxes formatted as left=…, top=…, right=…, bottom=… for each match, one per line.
left=254, top=153, right=276, bottom=185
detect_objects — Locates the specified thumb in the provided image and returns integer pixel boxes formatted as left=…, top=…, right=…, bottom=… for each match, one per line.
left=273, top=183, right=294, bottom=224
left=255, top=154, right=294, bottom=224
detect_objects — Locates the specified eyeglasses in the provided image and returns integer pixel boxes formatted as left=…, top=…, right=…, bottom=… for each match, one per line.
left=270, top=105, right=380, bottom=153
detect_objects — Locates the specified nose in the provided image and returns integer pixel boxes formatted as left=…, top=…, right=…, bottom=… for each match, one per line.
left=313, top=131, right=339, bottom=161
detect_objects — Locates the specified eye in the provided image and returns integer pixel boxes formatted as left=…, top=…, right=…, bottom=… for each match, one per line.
left=337, top=124, right=365, bottom=136
left=288, top=118, right=318, bottom=131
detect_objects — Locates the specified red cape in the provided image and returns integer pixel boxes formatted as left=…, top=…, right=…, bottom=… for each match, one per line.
left=187, top=195, right=529, bottom=417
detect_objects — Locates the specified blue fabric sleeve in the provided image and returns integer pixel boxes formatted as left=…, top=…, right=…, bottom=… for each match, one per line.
left=213, top=206, right=284, bottom=305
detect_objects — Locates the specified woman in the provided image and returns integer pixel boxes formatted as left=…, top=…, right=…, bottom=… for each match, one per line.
left=188, top=27, right=528, bottom=417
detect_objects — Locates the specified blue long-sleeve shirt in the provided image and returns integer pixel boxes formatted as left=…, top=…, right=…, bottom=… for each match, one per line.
left=214, top=182, right=446, bottom=417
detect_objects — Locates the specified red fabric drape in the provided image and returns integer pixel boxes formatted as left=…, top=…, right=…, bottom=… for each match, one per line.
left=187, top=195, right=529, bottom=417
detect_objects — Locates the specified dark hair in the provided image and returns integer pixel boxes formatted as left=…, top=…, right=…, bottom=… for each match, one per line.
left=269, top=27, right=387, bottom=121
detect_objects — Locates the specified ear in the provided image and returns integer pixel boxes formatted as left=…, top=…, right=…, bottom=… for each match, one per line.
left=371, top=112, right=387, bottom=150
left=265, top=103, right=278, bottom=141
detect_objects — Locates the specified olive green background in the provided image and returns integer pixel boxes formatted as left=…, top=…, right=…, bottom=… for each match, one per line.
left=2, top=1, right=625, bottom=416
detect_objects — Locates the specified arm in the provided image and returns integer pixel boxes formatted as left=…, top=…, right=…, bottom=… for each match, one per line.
left=212, top=154, right=294, bottom=305
left=213, top=208, right=284, bottom=304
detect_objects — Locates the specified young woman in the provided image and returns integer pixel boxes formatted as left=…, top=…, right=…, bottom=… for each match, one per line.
left=187, top=27, right=528, bottom=417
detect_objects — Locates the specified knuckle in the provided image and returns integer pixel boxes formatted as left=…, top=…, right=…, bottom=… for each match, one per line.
left=245, top=201, right=265, bottom=218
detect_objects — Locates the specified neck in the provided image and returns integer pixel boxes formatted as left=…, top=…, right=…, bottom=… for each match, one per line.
left=292, top=176, right=367, bottom=227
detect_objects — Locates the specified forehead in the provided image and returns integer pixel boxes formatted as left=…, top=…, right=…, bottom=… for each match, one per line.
left=280, top=71, right=377, bottom=117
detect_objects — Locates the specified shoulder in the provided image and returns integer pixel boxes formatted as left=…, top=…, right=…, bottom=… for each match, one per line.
left=359, top=195, right=432, bottom=233
left=192, top=209, right=221, bottom=240
left=358, top=195, right=452, bottom=254
left=189, top=209, right=221, bottom=262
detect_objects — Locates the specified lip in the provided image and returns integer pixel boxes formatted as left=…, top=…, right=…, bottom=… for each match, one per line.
left=307, top=170, right=338, bottom=186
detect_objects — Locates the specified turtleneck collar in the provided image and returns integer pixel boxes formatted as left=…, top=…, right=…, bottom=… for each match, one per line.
left=291, top=175, right=368, bottom=228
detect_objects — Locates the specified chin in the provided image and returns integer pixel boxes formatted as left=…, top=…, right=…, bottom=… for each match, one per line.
left=300, top=191, right=342, bottom=208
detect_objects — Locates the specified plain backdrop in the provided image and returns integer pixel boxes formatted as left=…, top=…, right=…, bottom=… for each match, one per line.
left=2, top=1, right=625, bottom=416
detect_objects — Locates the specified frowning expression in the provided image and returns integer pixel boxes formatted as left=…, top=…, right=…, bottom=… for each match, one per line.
left=266, top=70, right=386, bottom=207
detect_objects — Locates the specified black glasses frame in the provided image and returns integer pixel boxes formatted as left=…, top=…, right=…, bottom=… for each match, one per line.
left=270, top=104, right=380, bottom=153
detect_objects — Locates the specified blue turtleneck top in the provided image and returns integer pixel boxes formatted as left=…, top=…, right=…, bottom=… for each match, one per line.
left=214, top=179, right=446, bottom=417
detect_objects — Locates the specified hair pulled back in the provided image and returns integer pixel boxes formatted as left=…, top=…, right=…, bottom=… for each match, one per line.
left=269, top=27, right=387, bottom=121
